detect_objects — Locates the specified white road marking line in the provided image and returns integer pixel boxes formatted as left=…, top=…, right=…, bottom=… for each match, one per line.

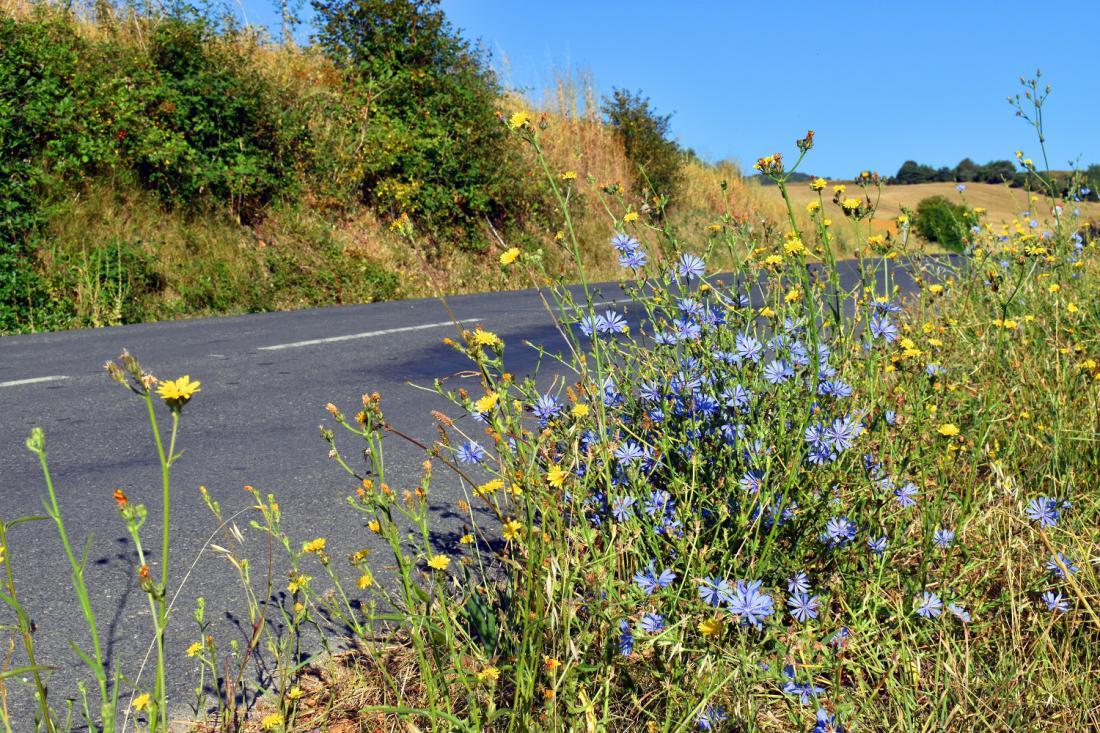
left=0, top=375, right=69, bottom=388
left=258, top=318, right=484, bottom=351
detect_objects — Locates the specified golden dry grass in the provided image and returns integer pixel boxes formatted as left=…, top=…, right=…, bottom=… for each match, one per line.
left=754, top=180, right=1100, bottom=236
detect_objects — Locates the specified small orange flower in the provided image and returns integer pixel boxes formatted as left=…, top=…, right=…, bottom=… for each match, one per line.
left=113, top=488, right=129, bottom=507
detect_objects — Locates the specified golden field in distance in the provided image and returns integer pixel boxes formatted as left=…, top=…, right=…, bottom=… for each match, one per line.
left=753, top=180, right=1100, bottom=236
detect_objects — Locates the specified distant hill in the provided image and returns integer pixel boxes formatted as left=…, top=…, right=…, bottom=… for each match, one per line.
left=751, top=172, right=824, bottom=186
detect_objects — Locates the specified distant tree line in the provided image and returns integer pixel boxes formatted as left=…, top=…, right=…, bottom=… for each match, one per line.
left=892, top=159, right=1100, bottom=200
left=892, top=158, right=1018, bottom=185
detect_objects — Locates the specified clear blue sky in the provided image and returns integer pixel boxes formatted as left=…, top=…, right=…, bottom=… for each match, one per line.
left=236, top=0, right=1099, bottom=177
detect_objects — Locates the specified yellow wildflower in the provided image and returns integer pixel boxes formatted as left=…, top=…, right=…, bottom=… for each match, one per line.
left=132, top=693, right=151, bottom=712
left=156, top=375, right=201, bottom=403
left=572, top=403, right=589, bottom=418
left=302, top=538, right=326, bottom=553
left=507, top=111, right=530, bottom=130
left=784, top=238, right=807, bottom=257
left=475, top=478, right=504, bottom=497
left=186, top=641, right=204, bottom=658
left=460, top=533, right=475, bottom=545
left=1067, top=302, right=1079, bottom=313
left=763, top=254, right=784, bottom=267
left=810, top=177, right=827, bottom=191
left=287, top=686, right=303, bottom=700
left=547, top=467, right=568, bottom=488
left=759, top=306, right=776, bottom=317
left=500, top=247, right=521, bottom=266
left=624, top=211, right=639, bottom=223
left=937, top=424, right=960, bottom=437
left=840, top=197, right=861, bottom=212
left=806, top=201, right=820, bottom=214
left=477, top=666, right=500, bottom=682
left=288, top=574, right=311, bottom=593
left=544, top=656, right=562, bottom=670
left=561, top=170, right=577, bottom=180
left=698, top=617, right=723, bottom=637
left=427, top=554, right=451, bottom=571
left=928, top=284, right=944, bottom=295
left=785, top=288, right=802, bottom=303
left=260, top=712, right=284, bottom=730
left=473, top=328, right=502, bottom=348
left=475, top=392, right=499, bottom=413
left=833, top=184, right=846, bottom=194
left=367, top=519, right=381, bottom=533
left=357, top=570, right=375, bottom=589
left=502, top=519, right=523, bottom=541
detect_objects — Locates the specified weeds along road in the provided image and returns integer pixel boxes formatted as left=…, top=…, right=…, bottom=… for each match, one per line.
left=0, top=257, right=942, bottom=727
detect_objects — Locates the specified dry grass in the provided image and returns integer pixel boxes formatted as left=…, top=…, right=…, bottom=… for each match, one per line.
left=754, top=180, right=1100, bottom=235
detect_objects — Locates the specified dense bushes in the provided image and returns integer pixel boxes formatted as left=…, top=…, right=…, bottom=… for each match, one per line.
left=0, top=8, right=311, bottom=330
left=310, top=0, right=546, bottom=248
left=914, top=194, right=976, bottom=250
left=602, top=88, right=684, bottom=203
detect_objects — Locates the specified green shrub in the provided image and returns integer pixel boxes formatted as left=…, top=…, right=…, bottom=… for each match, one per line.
left=601, top=88, right=684, bottom=203
left=914, top=194, right=975, bottom=250
left=310, top=0, right=542, bottom=249
left=124, top=15, right=304, bottom=221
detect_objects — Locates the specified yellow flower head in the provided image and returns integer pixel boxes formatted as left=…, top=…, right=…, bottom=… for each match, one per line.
left=810, top=177, right=827, bottom=191
left=475, top=392, right=500, bottom=414
left=460, top=533, right=475, bottom=545
left=698, top=616, right=723, bottom=637
left=572, top=403, right=589, bottom=418
left=357, top=570, right=375, bottom=589
left=806, top=201, right=821, bottom=214
left=840, top=197, right=861, bottom=212
left=475, top=478, right=504, bottom=497
left=302, top=537, right=326, bottom=553
left=937, top=423, right=960, bottom=437
left=427, top=554, right=451, bottom=571
left=500, top=247, right=520, bottom=266
left=544, top=656, right=562, bottom=670
left=507, top=111, right=530, bottom=130
left=477, top=666, right=500, bottom=682
left=132, top=693, right=151, bottom=712
left=260, top=712, right=284, bottom=730
left=784, top=237, right=807, bottom=257
left=561, top=170, right=577, bottom=180
left=502, top=519, right=523, bottom=541
left=833, top=184, right=846, bottom=194
left=547, top=467, right=569, bottom=488
left=623, top=211, right=639, bottom=223
left=186, top=641, right=204, bottom=657
left=367, top=519, right=381, bottom=533
left=156, top=375, right=201, bottom=405
left=473, top=329, right=503, bottom=348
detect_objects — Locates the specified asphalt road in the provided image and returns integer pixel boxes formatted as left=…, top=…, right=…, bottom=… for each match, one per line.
left=0, top=258, right=944, bottom=729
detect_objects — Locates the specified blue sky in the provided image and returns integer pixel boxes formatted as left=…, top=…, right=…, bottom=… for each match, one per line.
left=237, top=0, right=1099, bottom=176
